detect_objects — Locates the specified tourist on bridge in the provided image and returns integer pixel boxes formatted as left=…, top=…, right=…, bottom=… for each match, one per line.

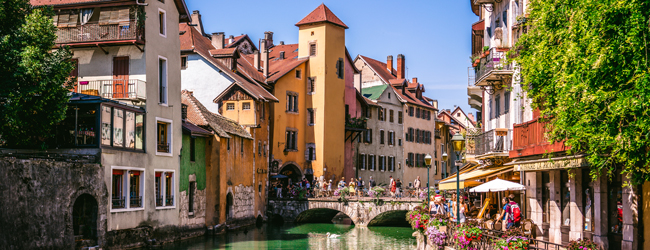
left=389, top=176, right=396, bottom=197
left=357, top=177, right=365, bottom=197
left=349, top=178, right=357, bottom=196
left=369, top=176, right=376, bottom=189
left=327, top=180, right=333, bottom=197
left=277, top=183, right=283, bottom=198
left=414, top=176, right=421, bottom=191
left=338, top=177, right=346, bottom=189
left=395, top=179, right=402, bottom=199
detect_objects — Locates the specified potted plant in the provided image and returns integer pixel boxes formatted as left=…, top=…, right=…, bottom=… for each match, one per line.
left=429, top=213, right=449, bottom=232
left=483, top=46, right=490, bottom=57
left=426, top=226, right=447, bottom=250
left=494, top=236, right=529, bottom=250
left=567, top=239, right=599, bottom=250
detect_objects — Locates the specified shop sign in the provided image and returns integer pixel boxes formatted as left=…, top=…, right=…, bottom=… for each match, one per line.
left=515, top=157, right=587, bottom=171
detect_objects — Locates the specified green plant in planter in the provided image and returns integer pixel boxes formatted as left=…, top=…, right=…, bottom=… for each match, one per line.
left=483, top=46, right=490, bottom=52
left=494, top=236, right=529, bottom=250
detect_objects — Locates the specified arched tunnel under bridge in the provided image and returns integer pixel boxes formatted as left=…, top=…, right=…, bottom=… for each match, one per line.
left=268, top=199, right=421, bottom=227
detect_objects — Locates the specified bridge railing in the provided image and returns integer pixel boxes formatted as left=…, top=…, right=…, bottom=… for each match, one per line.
left=270, top=185, right=430, bottom=202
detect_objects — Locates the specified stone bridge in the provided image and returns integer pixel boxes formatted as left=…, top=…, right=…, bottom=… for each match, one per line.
left=267, top=198, right=423, bottom=226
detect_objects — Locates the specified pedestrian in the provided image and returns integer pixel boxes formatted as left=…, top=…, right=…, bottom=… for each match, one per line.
left=358, top=177, right=364, bottom=197
left=414, top=176, right=421, bottom=191
left=500, top=197, right=521, bottom=229
left=349, top=178, right=356, bottom=196
left=277, top=183, right=283, bottom=198
left=338, top=177, right=346, bottom=189
left=389, top=176, right=396, bottom=197
left=369, top=176, right=376, bottom=188
left=327, top=180, right=333, bottom=197
left=395, top=179, right=402, bottom=198
left=457, top=198, right=468, bottom=223
left=449, top=193, right=457, bottom=219
left=430, top=195, right=448, bottom=215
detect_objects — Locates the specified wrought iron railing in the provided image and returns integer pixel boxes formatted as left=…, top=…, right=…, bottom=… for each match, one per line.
left=433, top=221, right=565, bottom=250
left=156, top=196, right=163, bottom=207
left=112, top=196, right=125, bottom=209
left=76, top=79, right=146, bottom=100
left=165, top=195, right=174, bottom=206
left=55, top=20, right=143, bottom=44
left=345, top=116, right=367, bottom=129
left=474, top=129, right=512, bottom=156
left=157, top=143, right=169, bottom=153
left=130, top=196, right=142, bottom=208
left=474, top=47, right=513, bottom=84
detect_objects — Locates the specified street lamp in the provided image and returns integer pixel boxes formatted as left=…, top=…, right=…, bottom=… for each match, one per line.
left=451, top=133, right=466, bottom=224
left=442, top=152, right=448, bottom=178
left=424, top=154, right=432, bottom=205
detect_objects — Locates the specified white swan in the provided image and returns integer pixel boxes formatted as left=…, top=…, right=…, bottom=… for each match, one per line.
left=325, top=232, right=340, bottom=238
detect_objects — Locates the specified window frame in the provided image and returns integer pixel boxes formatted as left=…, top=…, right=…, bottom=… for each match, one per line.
left=226, top=103, right=235, bottom=111
left=158, top=8, right=166, bottom=38
left=309, top=43, right=317, bottom=57
left=295, top=69, right=302, bottom=79
left=359, top=153, right=366, bottom=170
left=180, top=55, right=187, bottom=70
left=111, top=166, right=146, bottom=212
left=242, top=102, right=251, bottom=110
left=379, top=129, right=385, bottom=145
left=158, top=56, right=168, bottom=105
left=398, top=111, right=403, bottom=124
left=307, top=108, right=315, bottom=126
left=155, top=117, right=173, bottom=157
left=154, top=169, right=176, bottom=210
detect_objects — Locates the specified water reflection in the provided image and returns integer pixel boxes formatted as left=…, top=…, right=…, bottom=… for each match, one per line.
left=158, top=223, right=415, bottom=250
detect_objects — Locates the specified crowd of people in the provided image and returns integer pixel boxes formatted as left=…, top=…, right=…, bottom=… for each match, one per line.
left=429, top=191, right=522, bottom=229
left=270, top=175, right=431, bottom=199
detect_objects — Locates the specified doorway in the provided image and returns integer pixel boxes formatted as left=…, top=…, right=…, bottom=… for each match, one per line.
left=226, top=192, right=234, bottom=221
left=112, top=56, right=129, bottom=98
left=72, top=194, right=98, bottom=248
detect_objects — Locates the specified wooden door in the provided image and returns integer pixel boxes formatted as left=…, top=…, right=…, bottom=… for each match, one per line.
left=112, top=57, right=129, bottom=98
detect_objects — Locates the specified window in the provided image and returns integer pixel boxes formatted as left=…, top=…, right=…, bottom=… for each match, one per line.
left=307, top=145, right=315, bottom=161
left=307, top=108, right=315, bottom=125
left=285, top=129, right=297, bottom=151
left=295, top=69, right=302, bottom=79
left=260, top=103, right=265, bottom=120
left=388, top=131, right=394, bottom=146
left=434, top=161, right=438, bottom=174
left=415, top=129, right=420, bottom=143
left=307, top=77, right=316, bottom=94
left=378, top=108, right=384, bottom=121
left=427, top=111, right=431, bottom=120
left=154, top=170, right=175, bottom=208
left=181, top=56, right=187, bottom=69
left=416, top=108, right=421, bottom=118
left=495, top=95, right=501, bottom=117
left=389, top=109, right=394, bottom=123
left=379, top=156, right=385, bottom=171
left=504, top=91, right=510, bottom=113
left=227, top=103, right=235, bottom=110
left=158, top=57, right=167, bottom=104
left=310, top=43, right=316, bottom=56
left=189, top=137, right=196, bottom=162
left=407, top=153, right=414, bottom=166
left=489, top=99, right=493, bottom=119
left=240, top=137, right=244, bottom=154
left=409, top=107, right=414, bottom=116
left=336, top=58, right=344, bottom=79
left=286, top=92, right=298, bottom=113
left=389, top=156, right=395, bottom=172
left=242, top=102, right=251, bottom=110
left=112, top=167, right=146, bottom=210
left=369, top=155, right=376, bottom=171
left=189, top=181, right=195, bottom=214
left=158, top=10, right=166, bottom=36
left=364, top=129, right=373, bottom=143
left=227, top=138, right=230, bottom=151
left=442, top=161, right=447, bottom=178
left=398, top=111, right=403, bottom=124
left=380, top=130, right=385, bottom=144
left=398, top=138, right=402, bottom=146
left=156, top=119, right=172, bottom=155
left=359, top=154, right=366, bottom=170
left=366, top=107, right=372, bottom=118
left=258, top=141, right=262, bottom=156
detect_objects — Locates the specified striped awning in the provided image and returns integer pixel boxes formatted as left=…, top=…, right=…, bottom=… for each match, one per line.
left=438, top=165, right=513, bottom=191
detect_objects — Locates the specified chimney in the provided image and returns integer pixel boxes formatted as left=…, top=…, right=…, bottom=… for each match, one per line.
left=386, top=55, right=393, bottom=74
left=211, top=32, right=224, bottom=49
left=264, top=31, right=274, bottom=49
left=254, top=50, right=260, bottom=70
left=262, top=40, right=269, bottom=78
left=279, top=41, right=285, bottom=45
left=279, top=51, right=285, bottom=60
left=412, top=77, right=418, bottom=84
left=191, top=10, right=204, bottom=35
left=228, top=35, right=234, bottom=45
left=397, top=54, right=405, bottom=79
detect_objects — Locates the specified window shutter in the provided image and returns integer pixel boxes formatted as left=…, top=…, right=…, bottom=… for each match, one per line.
left=99, top=10, right=111, bottom=25
left=293, top=96, right=298, bottom=112
left=58, top=14, right=70, bottom=28
left=109, top=9, right=120, bottom=24
left=335, top=60, right=340, bottom=78
left=52, top=15, right=59, bottom=26
left=118, top=8, right=130, bottom=25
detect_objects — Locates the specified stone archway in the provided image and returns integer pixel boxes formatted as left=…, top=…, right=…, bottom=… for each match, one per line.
left=72, top=194, right=98, bottom=249
left=279, top=163, right=302, bottom=184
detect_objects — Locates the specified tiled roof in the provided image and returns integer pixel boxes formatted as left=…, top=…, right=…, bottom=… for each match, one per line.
left=182, top=91, right=252, bottom=139
left=237, top=43, right=308, bottom=84
left=225, top=35, right=245, bottom=47
left=209, top=48, right=237, bottom=57
left=179, top=23, right=277, bottom=102
left=358, top=55, right=396, bottom=84
left=295, top=4, right=348, bottom=29
left=182, top=120, right=213, bottom=137
left=361, top=85, right=388, bottom=100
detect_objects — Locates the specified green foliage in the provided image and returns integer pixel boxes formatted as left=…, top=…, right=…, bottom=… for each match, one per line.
left=515, top=0, right=650, bottom=184
left=0, top=0, right=74, bottom=147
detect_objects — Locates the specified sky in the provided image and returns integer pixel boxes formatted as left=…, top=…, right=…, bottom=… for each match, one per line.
left=186, top=0, right=479, bottom=115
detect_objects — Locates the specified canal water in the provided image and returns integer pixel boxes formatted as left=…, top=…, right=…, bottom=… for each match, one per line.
left=159, top=216, right=416, bottom=249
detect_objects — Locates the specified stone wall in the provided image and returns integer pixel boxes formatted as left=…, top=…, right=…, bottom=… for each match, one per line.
left=0, top=157, right=108, bottom=249
left=179, top=189, right=207, bottom=227
left=233, top=185, right=254, bottom=220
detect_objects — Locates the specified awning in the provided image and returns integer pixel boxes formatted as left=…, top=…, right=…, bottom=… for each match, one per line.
left=509, top=155, right=588, bottom=171
left=469, top=178, right=525, bottom=193
left=439, top=165, right=513, bottom=191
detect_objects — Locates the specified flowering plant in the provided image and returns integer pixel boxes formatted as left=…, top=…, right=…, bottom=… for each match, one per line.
left=453, top=231, right=478, bottom=250
left=368, top=186, right=385, bottom=197
left=334, top=187, right=350, bottom=202
left=494, top=236, right=529, bottom=250
left=567, top=238, right=599, bottom=250
left=426, top=226, right=447, bottom=247
left=429, top=213, right=449, bottom=227
left=406, top=206, right=430, bottom=232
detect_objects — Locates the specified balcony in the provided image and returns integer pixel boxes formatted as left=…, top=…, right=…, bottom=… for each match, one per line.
left=345, top=116, right=367, bottom=142
left=510, top=118, right=567, bottom=158
left=75, top=79, right=146, bottom=102
left=157, top=143, right=170, bottom=153
left=473, top=128, right=512, bottom=159
left=434, top=129, right=441, bottom=138
left=474, top=47, right=513, bottom=87
left=55, top=20, right=144, bottom=46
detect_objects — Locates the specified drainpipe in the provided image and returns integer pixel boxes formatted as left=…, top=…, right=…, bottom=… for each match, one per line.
left=135, top=0, right=148, bottom=5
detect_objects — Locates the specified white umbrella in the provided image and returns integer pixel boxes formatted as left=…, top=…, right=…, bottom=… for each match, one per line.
left=469, top=178, right=525, bottom=193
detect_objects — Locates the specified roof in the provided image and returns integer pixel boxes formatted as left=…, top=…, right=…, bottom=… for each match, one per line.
left=179, top=23, right=277, bottom=102
left=238, top=43, right=308, bottom=84
left=295, top=4, right=348, bottom=29
left=451, top=106, right=477, bottom=126
left=182, top=120, right=213, bottom=137
left=182, top=90, right=252, bottom=139
left=358, top=55, right=396, bottom=84
left=225, top=35, right=245, bottom=48
left=68, top=92, right=144, bottom=111
left=361, top=85, right=388, bottom=100
left=32, top=0, right=190, bottom=22
left=355, top=89, right=377, bottom=107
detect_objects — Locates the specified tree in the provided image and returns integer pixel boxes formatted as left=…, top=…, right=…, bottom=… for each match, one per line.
left=0, top=0, right=75, bottom=147
left=515, top=0, right=650, bottom=184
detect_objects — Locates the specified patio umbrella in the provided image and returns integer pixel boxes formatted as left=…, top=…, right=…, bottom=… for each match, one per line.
left=469, top=178, right=525, bottom=193
left=271, top=174, right=288, bottom=179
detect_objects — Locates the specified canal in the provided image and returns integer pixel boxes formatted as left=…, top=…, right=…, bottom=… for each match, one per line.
left=158, top=214, right=416, bottom=249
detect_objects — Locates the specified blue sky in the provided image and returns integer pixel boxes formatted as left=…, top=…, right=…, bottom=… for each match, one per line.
left=186, top=0, right=478, bottom=115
